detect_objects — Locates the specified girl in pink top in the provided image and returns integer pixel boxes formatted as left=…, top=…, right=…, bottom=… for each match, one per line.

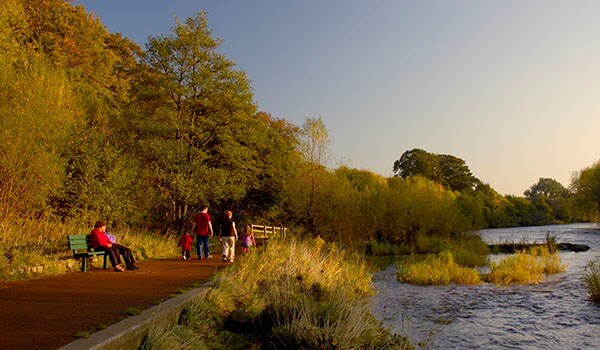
left=241, top=224, right=256, bottom=253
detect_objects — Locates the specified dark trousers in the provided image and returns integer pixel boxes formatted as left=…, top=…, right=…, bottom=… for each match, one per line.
left=96, top=246, right=121, bottom=268
left=113, top=243, right=136, bottom=268
left=196, top=235, right=210, bottom=259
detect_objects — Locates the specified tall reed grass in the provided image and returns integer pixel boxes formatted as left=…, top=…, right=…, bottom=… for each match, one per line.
left=0, top=216, right=178, bottom=280
left=583, top=259, right=600, bottom=303
left=397, top=251, right=481, bottom=285
left=486, top=247, right=565, bottom=285
left=142, top=237, right=412, bottom=350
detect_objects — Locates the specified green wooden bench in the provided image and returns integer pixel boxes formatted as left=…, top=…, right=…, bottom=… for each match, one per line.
left=67, top=234, right=108, bottom=272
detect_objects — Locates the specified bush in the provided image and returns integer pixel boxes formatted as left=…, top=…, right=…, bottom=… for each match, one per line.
left=584, top=259, right=600, bottom=303
left=397, top=251, right=481, bottom=285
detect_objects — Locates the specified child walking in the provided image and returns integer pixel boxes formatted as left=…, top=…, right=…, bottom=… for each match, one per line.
left=241, top=224, right=256, bottom=253
left=178, top=232, right=193, bottom=261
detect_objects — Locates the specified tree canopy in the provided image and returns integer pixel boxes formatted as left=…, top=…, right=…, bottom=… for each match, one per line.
left=393, top=148, right=478, bottom=192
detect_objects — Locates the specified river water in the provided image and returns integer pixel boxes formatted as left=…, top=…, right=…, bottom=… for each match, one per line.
left=371, top=223, right=600, bottom=350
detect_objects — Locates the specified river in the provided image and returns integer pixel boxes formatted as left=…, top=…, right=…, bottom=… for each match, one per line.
left=371, top=223, right=600, bottom=350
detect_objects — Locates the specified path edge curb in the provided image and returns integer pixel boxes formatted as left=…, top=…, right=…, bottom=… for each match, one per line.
left=58, top=281, right=214, bottom=350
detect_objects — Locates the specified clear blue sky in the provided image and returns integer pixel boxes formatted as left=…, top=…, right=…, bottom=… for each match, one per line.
left=77, top=0, right=600, bottom=195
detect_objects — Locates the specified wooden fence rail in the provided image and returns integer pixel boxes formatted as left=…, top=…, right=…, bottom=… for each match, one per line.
left=251, top=224, right=288, bottom=240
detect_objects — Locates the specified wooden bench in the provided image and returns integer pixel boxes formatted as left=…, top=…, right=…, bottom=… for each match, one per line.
left=67, top=234, right=108, bottom=272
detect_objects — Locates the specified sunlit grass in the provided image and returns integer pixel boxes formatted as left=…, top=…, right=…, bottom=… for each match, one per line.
left=486, top=247, right=565, bottom=286
left=583, top=259, right=600, bottom=303
left=142, top=237, right=413, bottom=350
left=397, top=251, right=482, bottom=285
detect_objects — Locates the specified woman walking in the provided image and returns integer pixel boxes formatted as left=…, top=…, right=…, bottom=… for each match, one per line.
left=219, top=211, right=238, bottom=262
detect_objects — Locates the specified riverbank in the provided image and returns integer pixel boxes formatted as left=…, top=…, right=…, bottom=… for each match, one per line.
left=142, top=237, right=412, bottom=349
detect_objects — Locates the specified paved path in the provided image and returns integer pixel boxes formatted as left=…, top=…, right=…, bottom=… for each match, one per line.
left=0, top=256, right=229, bottom=350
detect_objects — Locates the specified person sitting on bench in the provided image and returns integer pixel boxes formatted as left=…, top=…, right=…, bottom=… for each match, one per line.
left=105, top=230, right=138, bottom=270
left=89, top=221, right=138, bottom=271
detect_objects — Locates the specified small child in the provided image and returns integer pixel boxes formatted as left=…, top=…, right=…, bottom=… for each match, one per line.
left=178, top=232, right=193, bottom=261
left=241, top=224, right=256, bottom=253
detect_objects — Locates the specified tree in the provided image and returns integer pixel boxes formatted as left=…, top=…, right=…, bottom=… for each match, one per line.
left=393, top=149, right=478, bottom=192
left=524, top=178, right=569, bottom=199
left=393, top=148, right=439, bottom=180
left=438, top=154, right=478, bottom=192
left=288, top=116, right=331, bottom=235
left=235, top=112, right=300, bottom=222
left=523, top=178, right=572, bottom=223
left=139, top=11, right=257, bottom=230
left=572, top=162, right=600, bottom=221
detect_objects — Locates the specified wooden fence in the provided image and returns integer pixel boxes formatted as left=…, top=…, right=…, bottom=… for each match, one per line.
left=251, top=224, right=288, bottom=240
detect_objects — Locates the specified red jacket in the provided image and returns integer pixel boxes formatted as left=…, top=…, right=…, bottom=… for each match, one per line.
left=178, top=233, right=193, bottom=250
left=89, top=228, right=111, bottom=249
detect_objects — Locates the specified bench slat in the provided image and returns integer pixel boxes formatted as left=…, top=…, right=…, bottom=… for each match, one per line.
left=67, top=234, right=108, bottom=272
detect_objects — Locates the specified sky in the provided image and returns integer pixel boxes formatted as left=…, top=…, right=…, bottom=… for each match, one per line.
left=76, top=0, right=600, bottom=195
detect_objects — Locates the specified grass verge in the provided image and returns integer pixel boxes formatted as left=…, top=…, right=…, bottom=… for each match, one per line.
left=142, top=237, right=413, bottom=350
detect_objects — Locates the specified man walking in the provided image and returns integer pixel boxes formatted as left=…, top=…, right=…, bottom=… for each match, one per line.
left=192, top=205, right=214, bottom=260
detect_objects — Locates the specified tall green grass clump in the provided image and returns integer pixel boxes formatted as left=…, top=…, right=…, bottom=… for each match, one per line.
left=397, top=251, right=481, bottom=285
left=143, top=237, right=412, bottom=350
left=583, top=259, right=600, bottom=303
left=486, top=247, right=565, bottom=285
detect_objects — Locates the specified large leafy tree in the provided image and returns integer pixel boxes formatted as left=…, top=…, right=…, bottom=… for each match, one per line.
left=438, top=154, right=478, bottom=192
left=393, top=148, right=439, bottom=181
left=0, top=0, right=141, bottom=221
left=393, top=149, right=478, bottom=192
left=523, top=178, right=572, bottom=223
left=139, top=12, right=257, bottom=230
left=572, top=162, right=600, bottom=221
left=524, top=178, right=569, bottom=199
left=235, top=112, right=299, bottom=223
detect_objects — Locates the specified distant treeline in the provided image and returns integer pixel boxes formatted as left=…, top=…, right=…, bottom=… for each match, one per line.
left=1, top=1, right=599, bottom=248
